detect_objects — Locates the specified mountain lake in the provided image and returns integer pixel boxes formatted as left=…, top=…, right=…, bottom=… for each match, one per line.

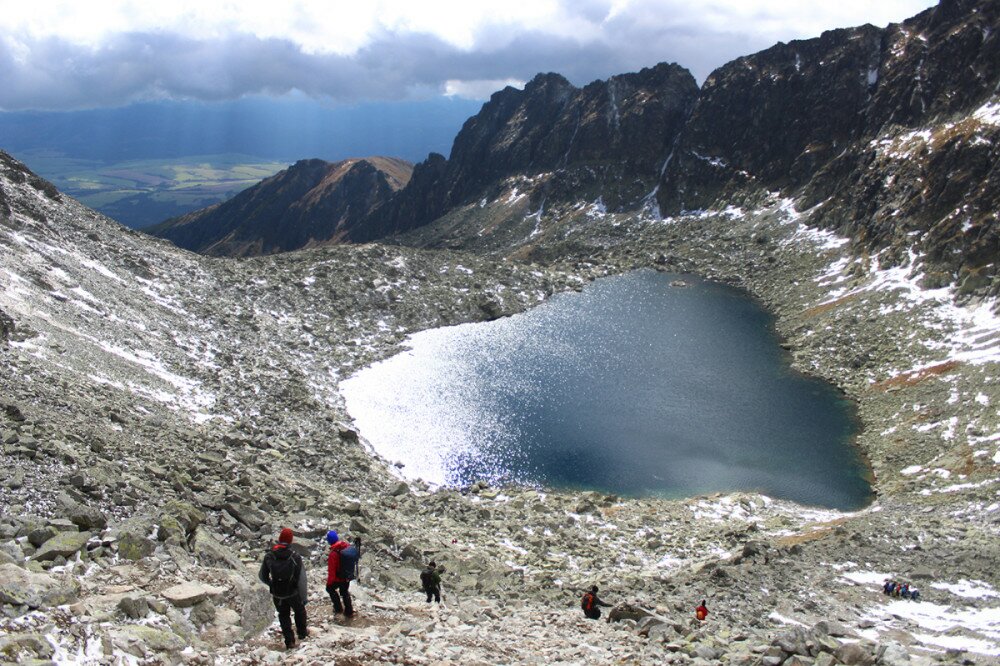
left=340, top=270, right=873, bottom=510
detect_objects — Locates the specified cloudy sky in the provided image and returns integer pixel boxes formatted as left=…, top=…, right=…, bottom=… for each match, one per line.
left=0, top=0, right=936, bottom=111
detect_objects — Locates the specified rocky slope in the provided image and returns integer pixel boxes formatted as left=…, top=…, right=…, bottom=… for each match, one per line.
left=148, top=157, right=412, bottom=256
left=1, top=1, right=999, bottom=663
left=2, top=122, right=1000, bottom=666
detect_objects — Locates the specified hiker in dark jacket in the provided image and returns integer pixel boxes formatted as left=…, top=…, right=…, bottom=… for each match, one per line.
left=326, top=530, right=355, bottom=617
left=258, top=528, right=308, bottom=649
left=421, top=561, right=442, bottom=603
left=581, top=585, right=611, bottom=620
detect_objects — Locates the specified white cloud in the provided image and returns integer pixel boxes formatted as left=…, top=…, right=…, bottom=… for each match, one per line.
left=0, top=0, right=936, bottom=110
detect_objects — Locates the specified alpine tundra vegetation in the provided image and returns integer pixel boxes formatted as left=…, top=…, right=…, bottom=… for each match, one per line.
left=1, top=0, right=1000, bottom=664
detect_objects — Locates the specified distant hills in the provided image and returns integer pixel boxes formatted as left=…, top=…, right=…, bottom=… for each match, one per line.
left=0, top=96, right=480, bottom=228
left=147, top=157, right=413, bottom=256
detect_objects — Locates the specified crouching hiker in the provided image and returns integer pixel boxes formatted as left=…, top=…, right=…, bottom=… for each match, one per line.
left=695, top=599, right=709, bottom=622
left=258, top=528, right=308, bottom=649
left=421, top=561, right=442, bottom=603
left=326, top=531, right=360, bottom=617
left=581, top=585, right=611, bottom=620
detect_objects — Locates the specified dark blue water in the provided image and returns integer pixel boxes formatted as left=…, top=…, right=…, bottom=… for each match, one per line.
left=342, top=270, right=872, bottom=510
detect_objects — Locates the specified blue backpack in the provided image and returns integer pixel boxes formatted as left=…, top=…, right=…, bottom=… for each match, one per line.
left=337, top=545, right=360, bottom=580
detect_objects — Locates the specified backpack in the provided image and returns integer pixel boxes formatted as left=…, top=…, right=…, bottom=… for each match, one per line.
left=337, top=545, right=360, bottom=581
left=269, top=552, right=300, bottom=598
left=582, top=592, right=595, bottom=612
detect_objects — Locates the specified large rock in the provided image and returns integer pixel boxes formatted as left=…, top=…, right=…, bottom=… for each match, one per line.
left=111, top=625, right=186, bottom=658
left=161, top=581, right=224, bottom=608
left=876, top=641, right=911, bottom=666
left=32, top=530, right=91, bottom=562
left=836, top=642, right=876, bottom=666
left=0, top=633, right=54, bottom=662
left=221, top=571, right=273, bottom=638
left=160, top=500, right=206, bottom=534
left=116, top=516, right=157, bottom=561
left=0, top=563, right=79, bottom=608
left=68, top=505, right=107, bottom=531
left=607, top=602, right=652, bottom=623
left=191, top=527, right=244, bottom=570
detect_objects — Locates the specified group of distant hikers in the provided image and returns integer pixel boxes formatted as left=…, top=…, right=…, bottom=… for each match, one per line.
left=883, top=579, right=921, bottom=601
left=258, top=526, right=716, bottom=650
left=257, top=527, right=445, bottom=649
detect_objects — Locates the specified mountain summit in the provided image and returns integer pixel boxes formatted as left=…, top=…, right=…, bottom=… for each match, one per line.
left=148, top=156, right=412, bottom=257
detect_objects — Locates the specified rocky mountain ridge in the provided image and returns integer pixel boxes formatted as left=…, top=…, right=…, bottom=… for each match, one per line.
left=149, top=1, right=998, bottom=301
left=148, top=156, right=412, bottom=256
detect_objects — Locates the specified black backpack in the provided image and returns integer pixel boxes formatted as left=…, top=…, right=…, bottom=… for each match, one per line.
left=269, top=551, right=300, bottom=598
left=337, top=545, right=360, bottom=581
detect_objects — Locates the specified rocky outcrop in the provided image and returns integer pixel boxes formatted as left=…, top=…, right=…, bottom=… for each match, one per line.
left=0, top=563, right=80, bottom=608
left=365, top=63, right=699, bottom=237
left=148, top=157, right=413, bottom=256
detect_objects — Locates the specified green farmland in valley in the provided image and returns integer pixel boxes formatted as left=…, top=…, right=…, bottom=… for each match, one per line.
left=17, top=151, right=288, bottom=229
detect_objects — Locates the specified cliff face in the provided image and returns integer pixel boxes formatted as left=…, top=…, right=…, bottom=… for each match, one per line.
left=148, top=157, right=412, bottom=257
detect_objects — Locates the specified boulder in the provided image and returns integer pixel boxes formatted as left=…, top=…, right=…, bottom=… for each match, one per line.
left=65, top=504, right=107, bottom=531
left=223, top=572, right=273, bottom=638
left=876, top=641, right=911, bottom=666
left=813, top=620, right=856, bottom=638
left=32, top=530, right=91, bottom=562
left=0, top=633, right=54, bottom=662
left=161, top=581, right=224, bottom=608
left=774, top=627, right=810, bottom=656
left=26, top=527, right=57, bottom=548
left=0, top=563, right=79, bottom=608
left=118, top=595, right=149, bottom=620
left=111, top=625, right=186, bottom=658
left=390, top=481, right=410, bottom=496
left=608, top=602, right=652, bottom=623
left=836, top=642, right=875, bottom=665
left=191, top=527, right=244, bottom=570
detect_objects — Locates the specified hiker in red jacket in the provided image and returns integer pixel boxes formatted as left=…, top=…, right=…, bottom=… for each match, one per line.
left=325, top=530, right=355, bottom=617
left=581, top=585, right=611, bottom=620
left=695, top=599, right=708, bottom=622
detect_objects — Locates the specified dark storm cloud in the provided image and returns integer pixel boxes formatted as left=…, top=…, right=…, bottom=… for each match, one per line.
left=0, top=30, right=639, bottom=110
left=0, top=0, right=935, bottom=111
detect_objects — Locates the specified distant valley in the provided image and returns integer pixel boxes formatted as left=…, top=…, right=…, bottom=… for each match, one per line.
left=14, top=151, right=288, bottom=229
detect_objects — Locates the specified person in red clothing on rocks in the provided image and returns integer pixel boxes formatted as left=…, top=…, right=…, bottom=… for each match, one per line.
left=258, top=527, right=308, bottom=649
left=325, top=530, right=356, bottom=617
left=695, top=599, right=709, bottom=622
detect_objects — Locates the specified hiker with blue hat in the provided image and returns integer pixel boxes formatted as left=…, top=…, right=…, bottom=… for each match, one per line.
left=325, top=530, right=360, bottom=618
